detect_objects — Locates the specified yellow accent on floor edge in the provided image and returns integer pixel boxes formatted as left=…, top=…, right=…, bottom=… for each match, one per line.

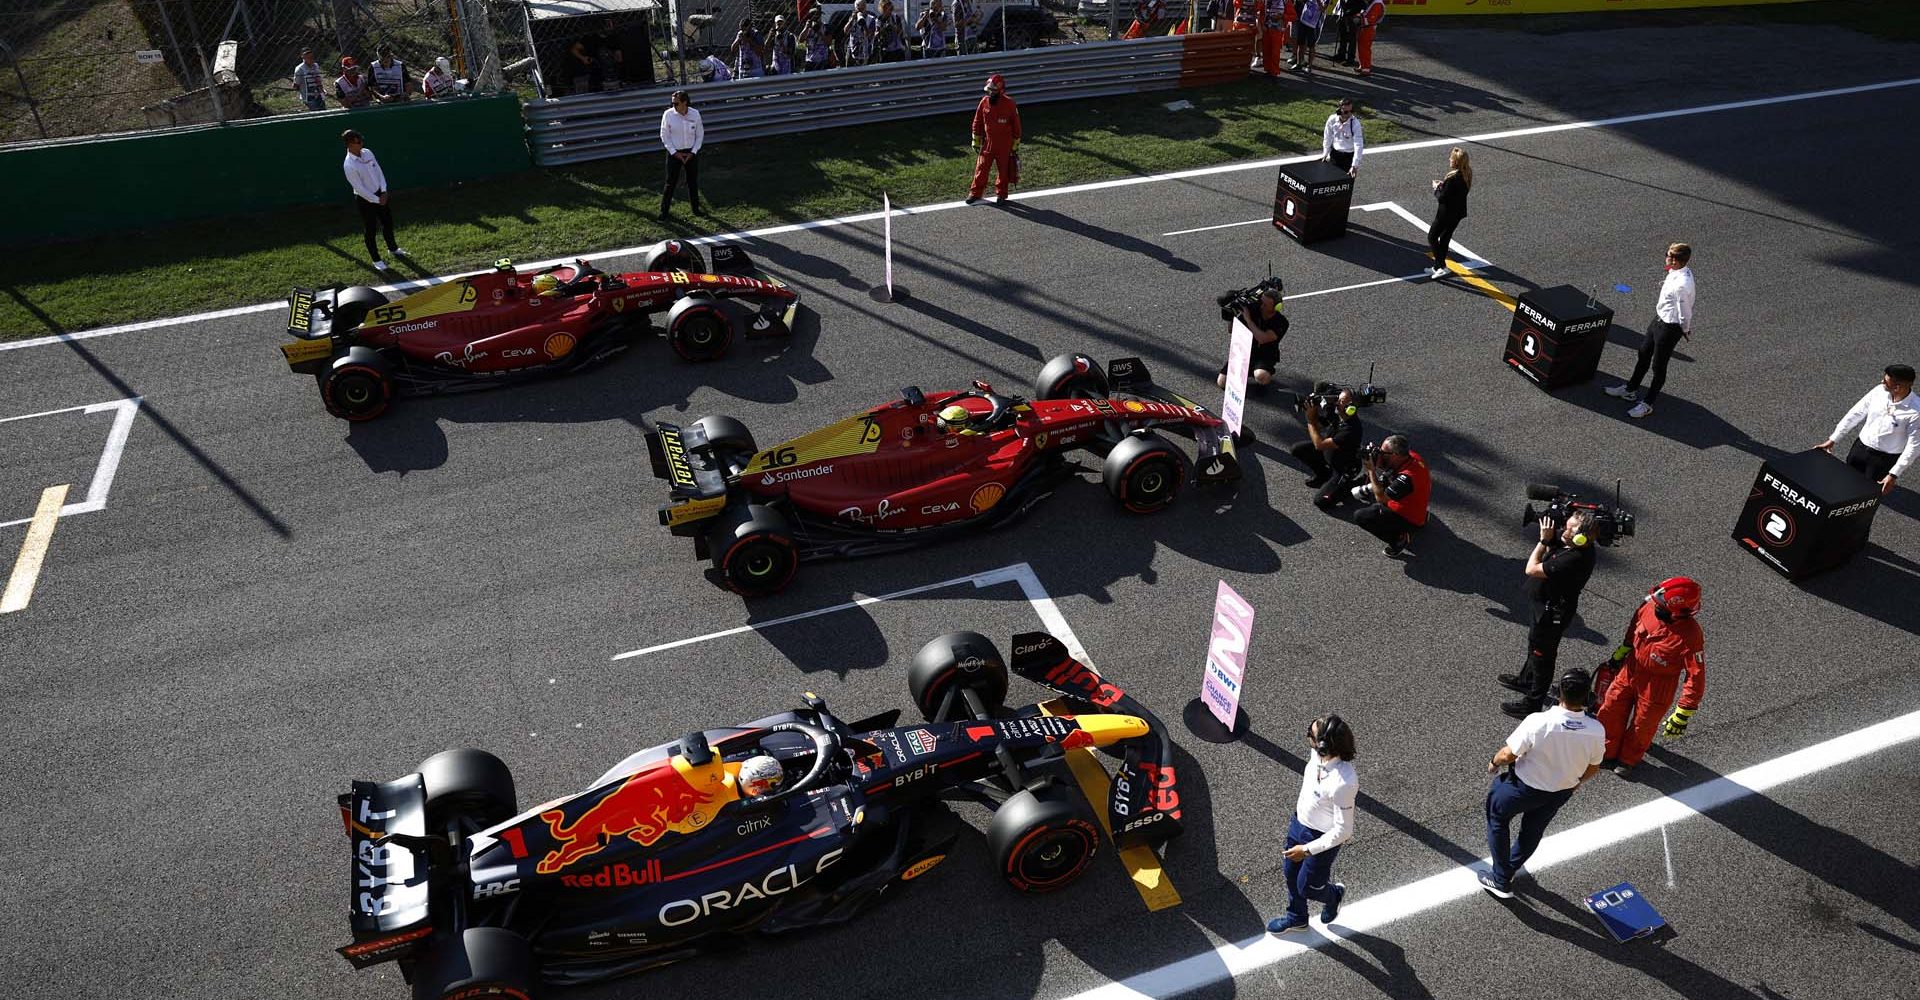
left=1040, top=699, right=1183, bottom=912
left=1449, top=264, right=1517, bottom=311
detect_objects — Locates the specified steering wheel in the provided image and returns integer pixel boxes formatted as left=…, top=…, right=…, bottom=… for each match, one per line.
left=740, top=720, right=837, bottom=807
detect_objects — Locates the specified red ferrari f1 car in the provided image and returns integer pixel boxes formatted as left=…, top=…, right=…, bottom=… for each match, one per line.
left=280, top=241, right=799, bottom=421
left=647, top=353, right=1241, bottom=596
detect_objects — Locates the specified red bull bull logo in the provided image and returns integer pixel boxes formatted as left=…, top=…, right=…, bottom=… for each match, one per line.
left=537, top=767, right=718, bottom=874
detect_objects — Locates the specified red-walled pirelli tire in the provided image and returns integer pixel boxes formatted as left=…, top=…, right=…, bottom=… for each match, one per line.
left=907, top=630, right=1010, bottom=722
left=320, top=349, right=394, bottom=421
left=411, top=928, right=537, bottom=1000
left=642, top=239, right=708, bottom=274
left=666, top=295, right=735, bottom=361
left=1102, top=432, right=1184, bottom=513
left=1033, top=352, right=1110, bottom=401
left=987, top=782, right=1100, bottom=894
left=416, top=749, right=517, bottom=831
left=708, top=504, right=798, bottom=597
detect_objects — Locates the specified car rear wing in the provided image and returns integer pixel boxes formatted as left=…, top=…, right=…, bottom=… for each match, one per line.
left=646, top=421, right=733, bottom=540
left=1009, top=632, right=1184, bottom=849
left=280, top=287, right=339, bottom=374
left=1106, top=356, right=1240, bottom=486
left=335, top=775, right=440, bottom=969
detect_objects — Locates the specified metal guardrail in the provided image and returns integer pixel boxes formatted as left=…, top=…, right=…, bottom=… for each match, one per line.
left=524, top=32, right=1251, bottom=167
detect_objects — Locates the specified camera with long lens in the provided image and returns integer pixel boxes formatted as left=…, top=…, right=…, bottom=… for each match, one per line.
left=1291, top=365, right=1388, bottom=422
left=1216, top=276, right=1285, bottom=322
left=1523, top=481, right=1636, bottom=546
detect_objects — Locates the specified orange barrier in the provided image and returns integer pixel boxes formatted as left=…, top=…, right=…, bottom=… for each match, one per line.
left=1179, top=29, right=1257, bottom=87
left=1382, top=0, right=1811, bottom=14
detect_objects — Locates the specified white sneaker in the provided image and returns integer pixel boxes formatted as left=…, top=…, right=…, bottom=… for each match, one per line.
left=1628, top=401, right=1654, bottom=419
left=372, top=260, right=390, bottom=272
left=392, top=246, right=410, bottom=257
left=1430, top=267, right=1449, bottom=279
left=1604, top=384, right=1638, bottom=400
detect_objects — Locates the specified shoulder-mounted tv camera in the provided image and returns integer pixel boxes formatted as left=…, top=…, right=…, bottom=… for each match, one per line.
left=1216, top=276, right=1286, bottom=322
left=1523, top=480, right=1635, bottom=547
left=1292, top=364, right=1387, bottom=422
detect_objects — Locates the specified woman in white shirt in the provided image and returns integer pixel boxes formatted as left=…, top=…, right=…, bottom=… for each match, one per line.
left=1268, top=713, right=1358, bottom=934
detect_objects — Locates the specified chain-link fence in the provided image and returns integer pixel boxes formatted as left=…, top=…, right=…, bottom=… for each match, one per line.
left=0, top=0, right=537, bottom=144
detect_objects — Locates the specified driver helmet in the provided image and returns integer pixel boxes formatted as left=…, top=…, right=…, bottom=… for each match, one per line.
left=531, top=273, right=562, bottom=296
left=493, top=257, right=515, bottom=273
left=738, top=754, right=784, bottom=797
left=937, top=403, right=972, bottom=433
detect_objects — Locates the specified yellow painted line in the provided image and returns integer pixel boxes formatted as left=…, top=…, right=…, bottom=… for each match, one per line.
left=1041, top=699, right=1183, bottom=912
left=1447, top=263, right=1517, bottom=311
left=2, top=484, right=71, bottom=614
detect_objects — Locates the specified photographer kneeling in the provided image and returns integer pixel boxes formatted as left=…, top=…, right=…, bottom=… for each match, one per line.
left=1216, top=281, right=1289, bottom=392
left=1352, top=434, right=1429, bottom=557
left=1499, top=510, right=1597, bottom=720
left=1288, top=386, right=1364, bottom=503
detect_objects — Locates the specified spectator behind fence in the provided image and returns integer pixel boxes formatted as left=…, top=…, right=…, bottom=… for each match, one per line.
left=800, top=8, right=833, bottom=71
left=846, top=0, right=880, bottom=65
left=658, top=90, right=706, bottom=220
left=731, top=18, right=767, bottom=79
left=768, top=15, right=796, bottom=75
left=335, top=57, right=372, bottom=109
left=918, top=0, right=952, bottom=57
left=699, top=54, right=733, bottom=82
left=371, top=44, right=409, bottom=103
left=422, top=56, right=458, bottom=99
left=954, top=0, right=980, bottom=54
left=877, top=0, right=910, bottom=62
left=595, top=18, right=626, bottom=86
left=341, top=129, right=407, bottom=272
left=292, top=48, right=327, bottom=111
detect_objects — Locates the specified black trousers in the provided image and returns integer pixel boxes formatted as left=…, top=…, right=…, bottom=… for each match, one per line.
left=1333, top=16, right=1356, bottom=59
left=1428, top=212, right=1463, bottom=269
left=1626, top=319, right=1686, bottom=403
left=1515, top=601, right=1574, bottom=707
left=1354, top=503, right=1416, bottom=545
left=354, top=197, right=397, bottom=260
left=1328, top=148, right=1354, bottom=172
left=661, top=152, right=702, bottom=213
left=1288, top=441, right=1359, bottom=497
left=1845, top=439, right=1899, bottom=482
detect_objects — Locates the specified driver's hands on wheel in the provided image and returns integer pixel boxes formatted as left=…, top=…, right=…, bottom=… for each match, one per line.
left=738, top=754, right=786, bottom=797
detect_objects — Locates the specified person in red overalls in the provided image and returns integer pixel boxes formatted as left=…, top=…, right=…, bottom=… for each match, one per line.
left=967, top=73, right=1021, bottom=205
left=1355, top=0, right=1384, bottom=76
left=1594, top=576, right=1706, bottom=777
left=1124, top=0, right=1167, bottom=39
left=1261, top=1, right=1291, bottom=78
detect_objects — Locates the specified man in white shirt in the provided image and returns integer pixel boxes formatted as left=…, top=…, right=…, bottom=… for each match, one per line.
left=1321, top=98, right=1363, bottom=177
left=1606, top=242, right=1696, bottom=419
left=341, top=129, right=407, bottom=272
left=658, top=91, right=705, bottom=221
left=292, top=48, right=327, bottom=111
left=1480, top=667, right=1605, bottom=898
left=1818, top=364, right=1917, bottom=496
left=1267, top=714, right=1359, bottom=934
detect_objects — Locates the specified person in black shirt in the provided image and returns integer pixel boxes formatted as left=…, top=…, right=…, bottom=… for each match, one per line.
left=1500, top=509, right=1597, bottom=719
left=1426, top=147, right=1472, bottom=280
left=1216, top=287, right=1288, bottom=393
left=1289, top=386, right=1363, bottom=502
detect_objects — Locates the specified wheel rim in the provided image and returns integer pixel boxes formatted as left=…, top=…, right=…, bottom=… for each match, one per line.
left=745, top=551, right=776, bottom=577
left=1017, top=828, right=1088, bottom=884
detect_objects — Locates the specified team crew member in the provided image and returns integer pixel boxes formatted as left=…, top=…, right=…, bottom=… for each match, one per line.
left=1290, top=387, right=1363, bottom=500
left=1818, top=363, right=1917, bottom=496
left=1267, top=714, right=1358, bottom=933
left=1354, top=434, right=1428, bottom=556
left=967, top=74, right=1021, bottom=205
left=1500, top=510, right=1597, bottom=720
left=1480, top=668, right=1606, bottom=899
left=1216, top=286, right=1287, bottom=391
left=1595, top=577, right=1705, bottom=777
left=341, top=129, right=406, bottom=272
left=658, top=90, right=705, bottom=220
left=292, top=48, right=327, bottom=111
left=1355, top=0, right=1383, bottom=75
left=1260, top=0, right=1288, bottom=78
left=1426, top=147, right=1471, bottom=279
left=1322, top=98, right=1363, bottom=176
left=1605, top=243, right=1696, bottom=419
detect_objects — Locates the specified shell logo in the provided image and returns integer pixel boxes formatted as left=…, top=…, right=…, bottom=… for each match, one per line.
left=969, top=482, right=1006, bottom=514
left=1123, top=400, right=1147, bottom=413
left=900, top=855, right=946, bottom=881
left=544, top=332, right=578, bottom=360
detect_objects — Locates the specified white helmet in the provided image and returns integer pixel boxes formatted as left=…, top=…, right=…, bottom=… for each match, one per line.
left=738, top=755, right=785, bottom=797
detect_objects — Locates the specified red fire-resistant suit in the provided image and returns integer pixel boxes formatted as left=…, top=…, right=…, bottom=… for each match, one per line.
left=1595, top=601, right=1705, bottom=768
left=970, top=91, right=1021, bottom=200
left=1260, top=1, right=1290, bottom=77
left=1356, top=0, right=1383, bottom=74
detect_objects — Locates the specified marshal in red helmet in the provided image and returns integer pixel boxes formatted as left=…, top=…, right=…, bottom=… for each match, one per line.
left=1594, top=576, right=1705, bottom=776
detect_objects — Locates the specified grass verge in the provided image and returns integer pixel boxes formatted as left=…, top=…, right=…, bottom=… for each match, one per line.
left=0, top=77, right=1378, bottom=339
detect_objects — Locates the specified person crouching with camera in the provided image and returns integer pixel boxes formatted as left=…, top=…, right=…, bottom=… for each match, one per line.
left=1289, top=386, right=1364, bottom=504
left=1353, top=434, right=1429, bottom=556
left=1216, top=283, right=1288, bottom=393
left=1499, top=510, right=1597, bottom=720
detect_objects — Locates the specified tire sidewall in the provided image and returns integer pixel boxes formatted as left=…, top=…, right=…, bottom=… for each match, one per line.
left=322, top=361, right=392, bottom=421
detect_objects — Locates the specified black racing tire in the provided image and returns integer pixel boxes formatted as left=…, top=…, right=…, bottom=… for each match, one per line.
left=907, top=630, right=1010, bottom=722
left=410, top=927, right=536, bottom=1000
left=330, top=285, right=389, bottom=335
left=643, top=239, right=707, bottom=274
left=320, top=350, right=394, bottom=422
left=689, top=414, right=757, bottom=474
left=417, top=749, right=518, bottom=832
left=1033, top=353, right=1110, bottom=401
left=987, top=781, right=1100, bottom=894
left=666, top=295, right=735, bottom=362
left=707, top=504, right=798, bottom=597
left=1102, top=432, right=1184, bottom=514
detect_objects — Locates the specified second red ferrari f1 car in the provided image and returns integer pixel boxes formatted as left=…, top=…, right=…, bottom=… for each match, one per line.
left=334, top=630, right=1181, bottom=997
left=280, top=241, right=799, bottom=421
left=647, top=353, right=1241, bottom=596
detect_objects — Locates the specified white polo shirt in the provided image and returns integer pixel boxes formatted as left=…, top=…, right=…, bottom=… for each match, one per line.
left=1505, top=706, right=1605, bottom=793
left=1293, top=749, right=1358, bottom=854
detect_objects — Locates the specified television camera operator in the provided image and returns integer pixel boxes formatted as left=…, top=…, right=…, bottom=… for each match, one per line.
left=1498, top=509, right=1597, bottom=720
left=1352, top=434, right=1428, bottom=557
left=1289, top=385, right=1364, bottom=504
left=1215, top=277, right=1288, bottom=393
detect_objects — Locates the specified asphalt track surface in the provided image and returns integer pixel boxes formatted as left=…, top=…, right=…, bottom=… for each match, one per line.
left=4, top=18, right=1919, bottom=1000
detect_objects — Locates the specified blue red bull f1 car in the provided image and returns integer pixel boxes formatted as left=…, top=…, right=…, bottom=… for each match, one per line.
left=336, top=631, right=1182, bottom=997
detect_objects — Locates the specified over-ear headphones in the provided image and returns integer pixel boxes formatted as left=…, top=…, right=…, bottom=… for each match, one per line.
left=1311, top=713, right=1350, bottom=756
left=1571, top=531, right=1590, bottom=547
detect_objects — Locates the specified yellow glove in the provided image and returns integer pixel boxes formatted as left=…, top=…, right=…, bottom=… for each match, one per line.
left=971, top=135, right=980, bottom=150
left=1662, top=706, right=1695, bottom=739
left=1011, top=139, right=1020, bottom=152
left=1611, top=644, right=1631, bottom=663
